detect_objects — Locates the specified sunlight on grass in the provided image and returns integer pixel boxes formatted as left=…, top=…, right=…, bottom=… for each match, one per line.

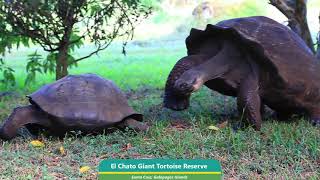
left=1, top=42, right=186, bottom=92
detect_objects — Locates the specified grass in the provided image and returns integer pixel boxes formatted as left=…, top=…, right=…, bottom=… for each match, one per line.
left=0, top=42, right=319, bottom=179
left=1, top=41, right=185, bottom=92
left=0, top=0, right=319, bottom=178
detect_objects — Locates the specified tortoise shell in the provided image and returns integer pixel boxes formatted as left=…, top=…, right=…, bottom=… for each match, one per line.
left=186, top=16, right=317, bottom=86
left=28, top=74, right=142, bottom=126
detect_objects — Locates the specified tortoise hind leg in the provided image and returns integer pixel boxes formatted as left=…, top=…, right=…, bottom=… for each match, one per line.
left=0, top=105, right=50, bottom=140
left=119, top=118, right=149, bottom=132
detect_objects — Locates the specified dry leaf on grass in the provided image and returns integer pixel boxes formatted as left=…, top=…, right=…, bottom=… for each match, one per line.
left=208, top=125, right=219, bottom=131
left=59, top=146, right=66, bottom=155
left=121, top=143, right=133, bottom=151
left=30, top=140, right=45, bottom=148
left=79, top=166, right=91, bottom=173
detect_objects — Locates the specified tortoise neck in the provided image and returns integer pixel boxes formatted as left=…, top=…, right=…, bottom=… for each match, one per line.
left=164, top=55, right=208, bottom=110
left=0, top=105, right=42, bottom=140
left=193, top=40, right=245, bottom=82
left=165, top=54, right=208, bottom=96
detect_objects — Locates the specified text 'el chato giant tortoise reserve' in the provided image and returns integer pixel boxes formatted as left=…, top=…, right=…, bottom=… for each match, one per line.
left=99, top=159, right=222, bottom=180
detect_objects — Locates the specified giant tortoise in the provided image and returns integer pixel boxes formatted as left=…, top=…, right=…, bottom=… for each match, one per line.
left=164, top=16, right=319, bottom=130
left=0, top=74, right=148, bottom=140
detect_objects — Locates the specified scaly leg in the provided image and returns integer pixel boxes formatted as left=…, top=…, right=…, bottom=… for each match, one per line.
left=237, top=73, right=262, bottom=130
left=310, top=110, right=320, bottom=127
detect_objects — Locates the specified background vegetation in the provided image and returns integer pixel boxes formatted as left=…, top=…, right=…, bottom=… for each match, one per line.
left=0, top=0, right=319, bottom=179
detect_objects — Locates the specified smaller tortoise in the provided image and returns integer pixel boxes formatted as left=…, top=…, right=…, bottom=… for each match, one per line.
left=164, top=16, right=320, bottom=130
left=0, top=74, right=148, bottom=140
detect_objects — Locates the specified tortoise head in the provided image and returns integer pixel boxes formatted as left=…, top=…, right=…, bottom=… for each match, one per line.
left=0, top=125, right=9, bottom=140
left=164, top=55, right=209, bottom=111
left=172, top=39, right=243, bottom=96
left=173, top=70, right=206, bottom=95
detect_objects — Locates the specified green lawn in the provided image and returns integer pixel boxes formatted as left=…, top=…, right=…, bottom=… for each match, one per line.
left=1, top=42, right=185, bottom=92
left=0, top=43, right=319, bottom=179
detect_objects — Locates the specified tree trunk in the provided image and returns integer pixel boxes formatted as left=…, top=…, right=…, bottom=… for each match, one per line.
left=55, top=25, right=72, bottom=80
left=56, top=43, right=69, bottom=80
left=270, top=0, right=315, bottom=53
left=317, top=12, right=320, bottom=60
left=55, top=58, right=62, bottom=80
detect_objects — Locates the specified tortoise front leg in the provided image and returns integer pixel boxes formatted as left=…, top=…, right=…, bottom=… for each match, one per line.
left=119, top=118, right=149, bottom=132
left=310, top=117, right=320, bottom=127
left=237, top=74, right=262, bottom=130
left=0, top=105, right=49, bottom=140
left=309, top=110, right=320, bottom=127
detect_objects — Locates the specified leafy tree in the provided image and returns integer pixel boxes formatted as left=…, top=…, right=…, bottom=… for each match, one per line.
left=269, top=0, right=319, bottom=60
left=0, top=0, right=151, bottom=80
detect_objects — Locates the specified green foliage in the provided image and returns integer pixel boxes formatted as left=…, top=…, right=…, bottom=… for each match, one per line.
left=25, top=51, right=43, bottom=86
left=0, top=58, right=15, bottom=86
left=44, top=53, right=57, bottom=74
left=0, top=0, right=152, bottom=80
left=24, top=51, right=79, bottom=86
left=0, top=9, right=30, bottom=86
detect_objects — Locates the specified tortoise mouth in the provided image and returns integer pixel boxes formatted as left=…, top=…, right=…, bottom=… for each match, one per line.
left=163, top=93, right=190, bottom=111
left=164, top=103, right=188, bottom=111
left=173, top=76, right=204, bottom=96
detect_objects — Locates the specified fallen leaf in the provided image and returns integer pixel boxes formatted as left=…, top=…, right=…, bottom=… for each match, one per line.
left=208, top=125, right=219, bottom=131
left=30, top=140, right=45, bottom=148
left=59, top=146, right=66, bottom=155
left=122, top=143, right=132, bottom=151
left=79, top=166, right=90, bottom=173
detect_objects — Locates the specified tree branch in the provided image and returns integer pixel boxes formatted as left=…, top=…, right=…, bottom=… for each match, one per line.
left=73, top=26, right=122, bottom=63
left=269, top=0, right=315, bottom=53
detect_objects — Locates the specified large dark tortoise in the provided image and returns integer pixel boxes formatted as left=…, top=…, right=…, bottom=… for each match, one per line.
left=0, top=74, right=148, bottom=140
left=164, top=16, right=319, bottom=130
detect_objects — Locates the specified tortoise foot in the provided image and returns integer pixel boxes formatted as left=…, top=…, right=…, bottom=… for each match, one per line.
left=311, top=118, right=320, bottom=127
left=133, top=122, right=149, bottom=132
left=122, top=118, right=149, bottom=132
